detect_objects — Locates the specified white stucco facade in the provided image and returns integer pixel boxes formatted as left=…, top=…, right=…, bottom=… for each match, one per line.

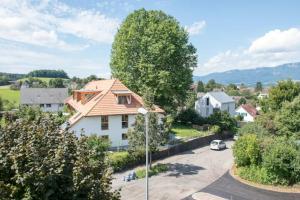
left=235, top=107, right=255, bottom=122
left=70, top=114, right=136, bottom=147
left=195, top=93, right=235, bottom=118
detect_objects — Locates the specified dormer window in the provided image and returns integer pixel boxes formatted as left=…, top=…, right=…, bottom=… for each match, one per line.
left=118, top=96, right=128, bottom=104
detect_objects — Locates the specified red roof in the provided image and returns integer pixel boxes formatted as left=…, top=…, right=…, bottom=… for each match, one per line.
left=65, top=79, right=164, bottom=126
left=240, top=104, right=258, bottom=118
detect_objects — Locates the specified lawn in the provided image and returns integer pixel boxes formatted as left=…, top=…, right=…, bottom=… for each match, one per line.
left=171, top=124, right=212, bottom=139
left=0, top=88, right=20, bottom=108
left=136, top=163, right=168, bottom=179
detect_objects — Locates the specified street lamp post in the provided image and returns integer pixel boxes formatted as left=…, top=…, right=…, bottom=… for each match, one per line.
left=138, top=107, right=149, bottom=200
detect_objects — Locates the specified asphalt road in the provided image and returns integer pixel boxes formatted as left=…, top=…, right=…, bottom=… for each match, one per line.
left=184, top=171, right=300, bottom=200
left=112, top=141, right=234, bottom=200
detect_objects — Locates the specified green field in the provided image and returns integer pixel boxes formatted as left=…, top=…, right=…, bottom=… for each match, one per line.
left=0, top=88, right=20, bottom=108
left=172, top=124, right=212, bottom=139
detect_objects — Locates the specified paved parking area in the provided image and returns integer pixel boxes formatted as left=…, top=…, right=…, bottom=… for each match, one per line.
left=112, top=141, right=234, bottom=200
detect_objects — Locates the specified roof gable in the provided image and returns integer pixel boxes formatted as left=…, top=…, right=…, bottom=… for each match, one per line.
left=207, top=92, right=234, bottom=103
left=239, top=104, right=258, bottom=117
left=66, top=79, right=164, bottom=126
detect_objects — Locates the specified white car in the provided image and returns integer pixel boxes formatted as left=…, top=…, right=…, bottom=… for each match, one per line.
left=210, top=140, right=226, bottom=150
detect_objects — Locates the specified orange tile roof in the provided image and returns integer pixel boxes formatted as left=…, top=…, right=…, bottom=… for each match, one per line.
left=240, top=104, right=258, bottom=118
left=65, top=79, right=164, bottom=126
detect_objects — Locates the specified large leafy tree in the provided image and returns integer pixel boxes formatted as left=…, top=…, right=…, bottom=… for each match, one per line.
left=0, top=109, right=119, bottom=200
left=265, top=80, right=300, bottom=111
left=110, top=9, right=197, bottom=111
left=274, top=95, right=300, bottom=137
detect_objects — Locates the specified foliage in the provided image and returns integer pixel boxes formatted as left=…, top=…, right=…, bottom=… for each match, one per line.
left=255, top=112, right=277, bottom=135
left=136, top=163, right=168, bottom=179
left=206, top=111, right=237, bottom=132
left=0, top=109, right=119, bottom=199
left=110, top=9, right=197, bottom=111
left=184, top=91, right=197, bottom=110
left=237, top=165, right=271, bottom=185
left=274, top=95, right=300, bottom=137
left=0, top=96, right=3, bottom=111
left=266, top=79, right=300, bottom=111
left=205, top=79, right=222, bottom=92
left=175, top=108, right=203, bottom=125
left=24, top=77, right=48, bottom=88
left=49, top=78, right=65, bottom=88
left=197, top=81, right=205, bottom=92
left=238, top=97, right=246, bottom=106
left=255, top=82, right=263, bottom=92
left=237, top=122, right=269, bottom=138
left=235, top=114, right=243, bottom=121
left=262, top=137, right=300, bottom=185
left=210, top=125, right=221, bottom=134
left=171, top=124, right=211, bottom=139
left=27, top=69, right=69, bottom=79
left=233, top=134, right=262, bottom=167
left=127, top=113, right=169, bottom=153
left=108, top=151, right=145, bottom=172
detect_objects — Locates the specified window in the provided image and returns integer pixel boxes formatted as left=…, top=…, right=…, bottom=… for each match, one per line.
left=100, top=135, right=109, bottom=140
left=122, top=133, right=127, bottom=140
left=122, top=114, right=128, bottom=128
left=206, top=97, right=209, bottom=106
left=118, top=96, right=128, bottom=104
left=40, top=104, right=44, bottom=108
left=59, top=103, right=64, bottom=107
left=46, top=104, right=51, bottom=108
left=101, top=116, right=109, bottom=130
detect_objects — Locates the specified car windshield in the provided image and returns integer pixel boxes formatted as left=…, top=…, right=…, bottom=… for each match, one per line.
left=211, top=141, right=218, bottom=145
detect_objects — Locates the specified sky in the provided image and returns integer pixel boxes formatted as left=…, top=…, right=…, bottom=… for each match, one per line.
left=0, top=0, right=300, bottom=78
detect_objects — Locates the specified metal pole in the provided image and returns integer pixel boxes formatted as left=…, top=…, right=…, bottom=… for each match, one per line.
left=145, top=113, right=149, bottom=200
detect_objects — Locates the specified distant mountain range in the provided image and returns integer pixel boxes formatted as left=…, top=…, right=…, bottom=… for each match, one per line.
left=193, top=62, right=300, bottom=86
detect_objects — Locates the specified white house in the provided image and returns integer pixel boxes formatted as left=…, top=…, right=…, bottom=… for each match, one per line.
left=195, top=91, right=235, bottom=118
left=20, top=88, right=68, bottom=112
left=235, top=104, right=258, bottom=122
left=65, top=79, right=164, bottom=148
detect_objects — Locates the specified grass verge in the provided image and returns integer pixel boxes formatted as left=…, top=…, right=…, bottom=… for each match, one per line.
left=136, top=163, right=168, bottom=179
left=171, top=124, right=211, bottom=139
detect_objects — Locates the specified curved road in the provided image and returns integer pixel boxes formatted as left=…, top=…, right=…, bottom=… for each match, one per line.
left=112, top=141, right=234, bottom=200
left=112, top=141, right=300, bottom=200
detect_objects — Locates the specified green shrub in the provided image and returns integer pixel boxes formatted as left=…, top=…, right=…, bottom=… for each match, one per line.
left=210, top=125, right=221, bottom=134
left=237, top=165, right=271, bottom=185
left=233, top=134, right=261, bottom=167
left=136, top=163, right=168, bottom=179
left=237, top=122, right=269, bottom=138
left=175, top=108, right=204, bottom=125
left=207, top=111, right=237, bottom=132
left=109, top=150, right=145, bottom=172
left=262, top=137, right=300, bottom=185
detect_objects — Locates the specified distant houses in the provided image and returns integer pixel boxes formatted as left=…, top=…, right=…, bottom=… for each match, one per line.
left=195, top=91, right=235, bottom=117
left=65, top=79, right=164, bottom=148
left=20, top=88, right=68, bottom=112
left=235, top=104, right=258, bottom=122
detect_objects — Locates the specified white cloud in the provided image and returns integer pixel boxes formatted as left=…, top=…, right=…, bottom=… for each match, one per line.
left=249, top=28, right=300, bottom=53
left=185, top=20, right=206, bottom=36
left=195, top=28, right=300, bottom=76
left=0, top=0, right=120, bottom=50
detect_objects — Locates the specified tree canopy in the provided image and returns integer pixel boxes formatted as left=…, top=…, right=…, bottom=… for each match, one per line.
left=27, top=69, right=69, bottom=79
left=0, top=109, right=119, bottom=200
left=110, top=9, right=197, bottom=112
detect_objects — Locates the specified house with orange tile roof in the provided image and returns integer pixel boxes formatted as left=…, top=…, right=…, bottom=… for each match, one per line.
left=235, top=104, right=258, bottom=122
left=65, top=79, right=164, bottom=148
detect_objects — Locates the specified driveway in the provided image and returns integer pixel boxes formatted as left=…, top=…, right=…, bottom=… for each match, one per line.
left=184, top=172, right=300, bottom=200
left=112, top=140, right=234, bottom=200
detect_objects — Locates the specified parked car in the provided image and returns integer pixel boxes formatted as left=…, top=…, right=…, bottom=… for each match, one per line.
left=210, top=140, right=226, bottom=150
